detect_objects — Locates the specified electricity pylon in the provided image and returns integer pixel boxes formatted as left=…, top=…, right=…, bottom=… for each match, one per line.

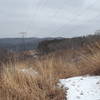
left=19, top=32, right=27, bottom=51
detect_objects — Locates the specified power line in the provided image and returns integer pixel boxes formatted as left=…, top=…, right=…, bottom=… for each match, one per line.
left=49, top=0, right=97, bottom=36
left=23, top=0, right=97, bottom=37
left=17, top=0, right=48, bottom=51
left=19, top=32, right=27, bottom=51
left=26, top=0, right=47, bottom=34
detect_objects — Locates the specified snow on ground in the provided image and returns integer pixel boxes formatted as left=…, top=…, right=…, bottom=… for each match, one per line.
left=17, top=68, right=38, bottom=76
left=60, top=76, right=100, bottom=100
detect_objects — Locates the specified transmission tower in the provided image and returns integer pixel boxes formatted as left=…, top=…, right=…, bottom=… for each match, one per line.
left=19, top=32, right=27, bottom=51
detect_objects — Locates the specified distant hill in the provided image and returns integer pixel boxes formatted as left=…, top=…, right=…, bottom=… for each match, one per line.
left=0, top=38, right=55, bottom=52
left=37, top=34, right=100, bottom=54
left=1, top=34, right=100, bottom=53
left=0, top=38, right=53, bottom=51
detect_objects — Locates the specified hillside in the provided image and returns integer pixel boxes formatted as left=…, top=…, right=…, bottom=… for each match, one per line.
left=38, top=34, right=100, bottom=54
left=0, top=34, right=100, bottom=100
left=0, top=38, right=55, bottom=52
left=1, top=34, right=100, bottom=53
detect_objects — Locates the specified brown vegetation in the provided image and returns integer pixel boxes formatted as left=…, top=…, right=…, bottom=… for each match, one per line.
left=0, top=59, right=66, bottom=100
left=0, top=42, right=100, bottom=100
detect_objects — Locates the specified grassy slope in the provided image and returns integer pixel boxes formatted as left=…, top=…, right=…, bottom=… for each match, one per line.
left=0, top=43, right=100, bottom=100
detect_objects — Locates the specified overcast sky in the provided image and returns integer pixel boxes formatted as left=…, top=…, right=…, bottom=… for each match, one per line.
left=0, top=0, right=100, bottom=38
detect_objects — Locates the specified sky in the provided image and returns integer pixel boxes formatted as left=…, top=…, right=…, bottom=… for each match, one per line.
left=0, top=0, right=100, bottom=38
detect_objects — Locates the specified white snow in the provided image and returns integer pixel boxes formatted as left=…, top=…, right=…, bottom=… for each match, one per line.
left=17, top=68, right=38, bottom=76
left=60, top=76, right=100, bottom=100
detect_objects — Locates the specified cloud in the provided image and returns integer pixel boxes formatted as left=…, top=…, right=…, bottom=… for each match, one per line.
left=0, top=0, right=100, bottom=38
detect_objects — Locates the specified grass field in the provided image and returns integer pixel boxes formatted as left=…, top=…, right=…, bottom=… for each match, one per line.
left=0, top=42, right=100, bottom=100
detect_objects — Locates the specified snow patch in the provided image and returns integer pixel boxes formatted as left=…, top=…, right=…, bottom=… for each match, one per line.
left=18, top=68, right=38, bottom=76
left=60, top=76, right=100, bottom=100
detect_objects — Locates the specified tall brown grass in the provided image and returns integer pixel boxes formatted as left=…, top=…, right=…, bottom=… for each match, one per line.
left=0, top=42, right=100, bottom=100
left=0, top=61, right=65, bottom=100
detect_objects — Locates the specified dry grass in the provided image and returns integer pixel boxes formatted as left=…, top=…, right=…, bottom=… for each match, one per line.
left=0, top=61, right=65, bottom=100
left=0, top=42, right=100, bottom=100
